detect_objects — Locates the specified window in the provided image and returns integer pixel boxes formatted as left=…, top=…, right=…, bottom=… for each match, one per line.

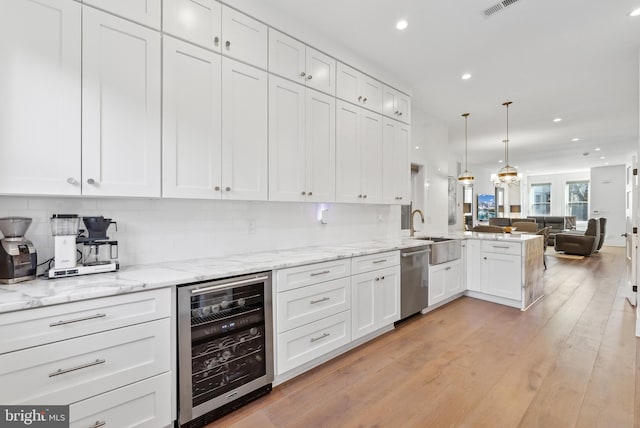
left=566, top=180, right=589, bottom=221
left=530, top=183, right=551, bottom=215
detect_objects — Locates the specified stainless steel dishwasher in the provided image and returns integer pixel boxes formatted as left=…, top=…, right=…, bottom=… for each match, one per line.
left=400, top=245, right=430, bottom=319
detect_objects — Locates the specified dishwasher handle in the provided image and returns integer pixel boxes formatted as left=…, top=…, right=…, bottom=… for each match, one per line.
left=401, top=249, right=431, bottom=257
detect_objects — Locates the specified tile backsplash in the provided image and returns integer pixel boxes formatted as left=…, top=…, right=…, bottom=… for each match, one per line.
left=0, top=196, right=401, bottom=268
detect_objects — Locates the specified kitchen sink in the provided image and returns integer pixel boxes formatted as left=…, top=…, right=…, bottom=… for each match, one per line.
left=412, top=237, right=461, bottom=264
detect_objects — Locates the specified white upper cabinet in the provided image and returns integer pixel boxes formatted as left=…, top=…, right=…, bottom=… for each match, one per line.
left=336, top=101, right=383, bottom=204
left=382, top=85, right=411, bottom=124
left=382, top=118, right=410, bottom=204
left=269, top=29, right=336, bottom=96
left=162, top=36, right=222, bottom=199
left=268, top=76, right=335, bottom=202
left=0, top=0, right=81, bottom=196
left=221, top=58, right=268, bottom=200
left=163, top=0, right=222, bottom=52
left=84, top=0, right=161, bottom=29
left=221, top=5, right=267, bottom=69
left=337, top=62, right=382, bottom=113
left=82, top=8, right=161, bottom=197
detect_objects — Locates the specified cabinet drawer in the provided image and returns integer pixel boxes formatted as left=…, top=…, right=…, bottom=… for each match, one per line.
left=0, top=288, right=171, bottom=354
left=277, top=277, right=350, bottom=333
left=0, top=318, right=171, bottom=405
left=481, top=241, right=522, bottom=256
left=351, top=251, right=399, bottom=274
left=276, top=259, right=351, bottom=292
left=277, top=311, right=351, bottom=374
left=70, top=372, right=171, bottom=428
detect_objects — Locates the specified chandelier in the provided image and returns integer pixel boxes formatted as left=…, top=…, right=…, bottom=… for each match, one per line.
left=457, top=113, right=474, bottom=186
left=497, top=101, right=519, bottom=186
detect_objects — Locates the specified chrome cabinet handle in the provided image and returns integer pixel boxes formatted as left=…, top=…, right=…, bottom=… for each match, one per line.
left=86, top=178, right=96, bottom=185
left=301, top=191, right=306, bottom=195
left=214, top=36, right=220, bottom=46
left=50, top=313, right=106, bottom=327
left=310, top=270, right=330, bottom=277
left=395, top=110, right=399, bottom=115
left=225, top=40, right=231, bottom=49
left=49, top=359, right=105, bottom=377
left=358, top=96, right=363, bottom=102
left=214, top=186, right=220, bottom=191
left=306, top=75, right=312, bottom=80
left=375, top=277, right=380, bottom=281
left=308, top=191, right=313, bottom=196
left=67, top=177, right=77, bottom=185
left=225, top=186, right=231, bottom=191
left=310, top=332, right=330, bottom=343
left=363, top=97, right=368, bottom=103
left=89, top=421, right=106, bottom=428
left=445, top=267, right=452, bottom=271
left=399, top=112, right=403, bottom=116
left=300, top=71, right=306, bottom=77
left=310, top=297, right=330, bottom=305
left=363, top=194, right=367, bottom=198
left=372, top=259, right=387, bottom=264
left=357, top=194, right=363, bottom=198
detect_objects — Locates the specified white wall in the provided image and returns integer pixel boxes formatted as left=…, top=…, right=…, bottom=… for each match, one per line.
left=590, top=165, right=626, bottom=247
left=0, top=196, right=401, bottom=271
left=523, top=171, right=590, bottom=217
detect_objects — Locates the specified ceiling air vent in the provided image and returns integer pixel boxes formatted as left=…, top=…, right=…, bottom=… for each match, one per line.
left=483, top=0, right=522, bottom=17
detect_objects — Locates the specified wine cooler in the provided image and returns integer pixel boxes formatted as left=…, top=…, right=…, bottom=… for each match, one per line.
left=177, top=272, right=273, bottom=427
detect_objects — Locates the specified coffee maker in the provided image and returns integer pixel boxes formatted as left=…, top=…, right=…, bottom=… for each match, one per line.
left=0, top=217, right=37, bottom=284
left=48, top=215, right=119, bottom=279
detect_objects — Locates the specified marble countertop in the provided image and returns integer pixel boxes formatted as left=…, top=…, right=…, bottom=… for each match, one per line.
left=0, top=238, right=430, bottom=314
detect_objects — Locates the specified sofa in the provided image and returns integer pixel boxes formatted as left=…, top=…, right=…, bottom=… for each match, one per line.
left=527, top=216, right=576, bottom=246
left=488, top=217, right=536, bottom=227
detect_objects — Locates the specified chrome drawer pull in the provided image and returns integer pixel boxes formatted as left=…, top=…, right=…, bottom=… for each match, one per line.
left=491, top=245, right=511, bottom=249
left=372, top=259, right=387, bottom=264
left=49, top=313, right=106, bottom=327
left=445, top=267, right=452, bottom=271
left=89, top=421, right=106, bottom=428
left=310, top=332, right=330, bottom=343
left=310, top=297, right=330, bottom=305
left=310, top=270, right=330, bottom=277
left=191, top=276, right=269, bottom=295
left=49, top=358, right=106, bottom=377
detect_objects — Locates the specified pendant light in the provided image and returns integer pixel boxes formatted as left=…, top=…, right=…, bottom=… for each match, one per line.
left=497, top=101, right=519, bottom=185
left=458, top=113, right=474, bottom=186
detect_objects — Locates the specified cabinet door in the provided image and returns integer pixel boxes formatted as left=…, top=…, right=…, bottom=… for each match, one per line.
left=163, top=37, right=222, bottom=199
left=351, top=272, right=377, bottom=340
left=382, top=85, right=397, bottom=118
left=360, top=75, right=383, bottom=113
left=336, top=62, right=360, bottom=105
left=0, top=0, right=81, bottom=195
left=305, top=47, right=336, bottom=96
left=221, top=58, right=268, bottom=200
left=444, top=259, right=463, bottom=297
left=305, top=89, right=336, bottom=202
left=336, top=101, right=362, bottom=203
left=428, top=264, right=447, bottom=306
left=82, top=8, right=161, bottom=197
left=360, top=110, right=383, bottom=204
left=377, top=267, right=400, bottom=326
left=396, top=92, right=411, bottom=124
left=268, top=28, right=305, bottom=84
left=268, top=75, right=306, bottom=202
left=382, top=118, right=410, bottom=204
left=221, top=5, right=267, bottom=69
left=163, top=0, right=221, bottom=51
left=465, top=240, right=482, bottom=292
left=482, top=252, right=522, bottom=300
left=84, top=0, right=161, bottom=29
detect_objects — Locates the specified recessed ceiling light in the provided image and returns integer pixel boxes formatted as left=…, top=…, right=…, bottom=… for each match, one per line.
left=498, top=160, right=504, bottom=163
left=396, top=20, right=408, bottom=30
left=605, top=162, right=610, bottom=165
left=600, top=156, right=606, bottom=160
left=571, top=138, right=580, bottom=142
left=553, top=118, right=562, bottom=122
left=594, top=148, right=601, bottom=151
left=461, top=73, right=472, bottom=80
left=415, top=145, right=420, bottom=149
left=629, top=8, right=640, bottom=17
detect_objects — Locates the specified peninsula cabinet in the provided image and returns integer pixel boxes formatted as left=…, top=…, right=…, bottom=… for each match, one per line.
left=0, top=0, right=81, bottom=196
left=382, top=118, right=410, bottom=204
left=480, top=241, right=522, bottom=301
left=82, top=7, right=161, bottom=197
left=268, top=75, right=335, bottom=202
left=336, top=62, right=383, bottom=113
left=221, top=57, right=268, bottom=200
left=382, top=84, right=411, bottom=124
left=336, top=101, right=383, bottom=204
left=162, top=37, right=222, bottom=199
left=268, top=29, right=336, bottom=96
left=84, top=0, right=161, bottom=29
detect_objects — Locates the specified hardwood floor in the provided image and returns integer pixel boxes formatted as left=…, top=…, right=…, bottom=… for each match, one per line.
left=210, top=246, right=638, bottom=427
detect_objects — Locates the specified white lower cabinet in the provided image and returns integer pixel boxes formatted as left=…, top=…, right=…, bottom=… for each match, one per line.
left=351, top=265, right=400, bottom=341
left=464, top=239, right=482, bottom=292
left=428, top=259, right=463, bottom=307
left=481, top=252, right=522, bottom=300
left=70, top=372, right=171, bottom=428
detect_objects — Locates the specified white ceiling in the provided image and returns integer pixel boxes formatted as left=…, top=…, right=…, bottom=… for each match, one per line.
left=255, top=0, right=640, bottom=175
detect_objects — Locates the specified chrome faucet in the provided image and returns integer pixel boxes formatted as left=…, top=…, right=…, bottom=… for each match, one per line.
left=410, top=209, right=425, bottom=237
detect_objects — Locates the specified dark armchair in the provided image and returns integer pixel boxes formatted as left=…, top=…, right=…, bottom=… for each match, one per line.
left=596, top=218, right=607, bottom=251
left=554, top=218, right=600, bottom=256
